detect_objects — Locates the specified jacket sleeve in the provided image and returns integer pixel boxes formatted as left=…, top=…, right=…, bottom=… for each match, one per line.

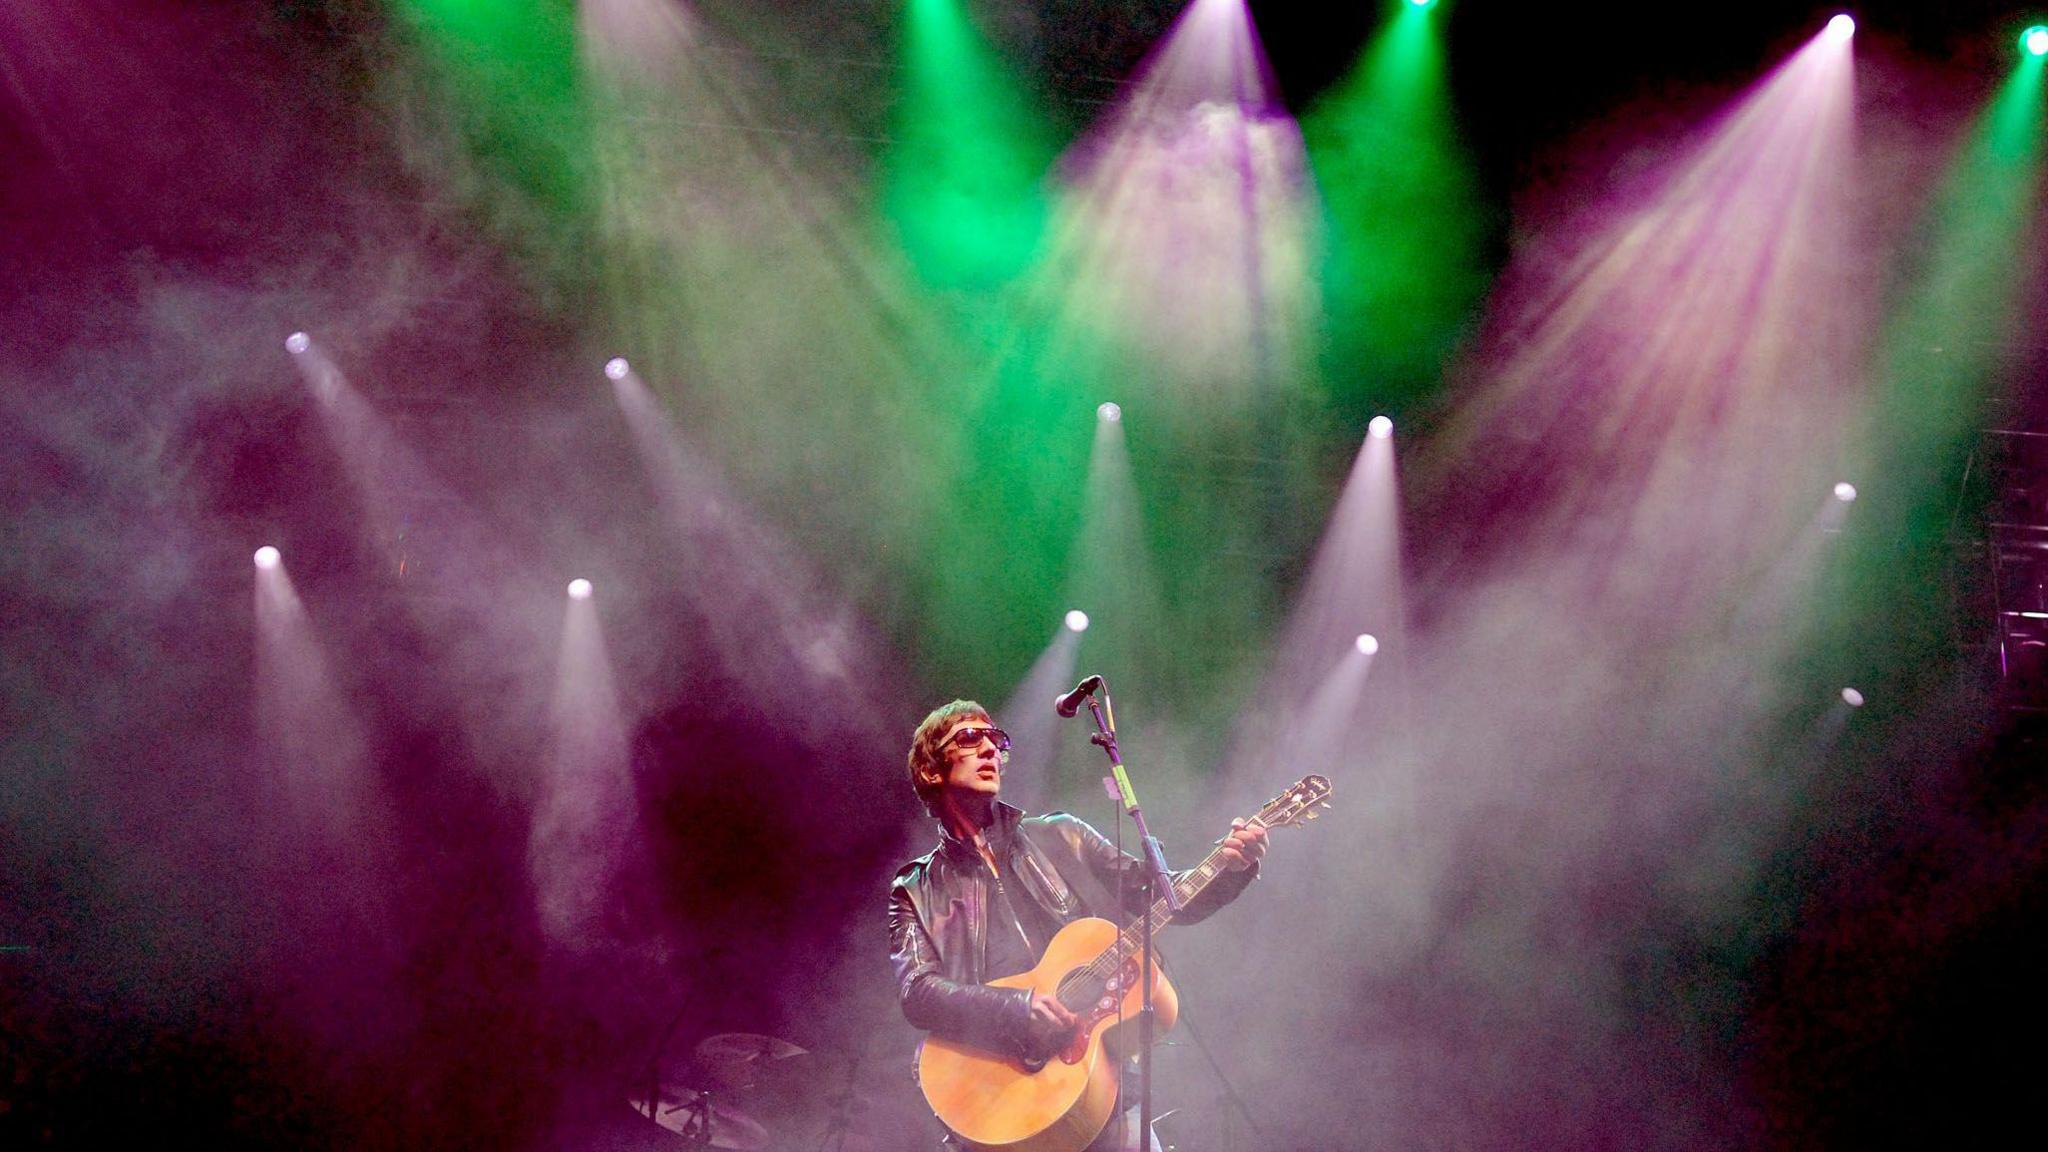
left=888, top=874, right=1038, bottom=1058
left=1066, top=815, right=1256, bottom=925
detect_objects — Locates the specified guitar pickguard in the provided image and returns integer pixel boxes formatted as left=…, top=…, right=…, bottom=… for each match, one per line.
left=1057, top=953, right=1144, bottom=1065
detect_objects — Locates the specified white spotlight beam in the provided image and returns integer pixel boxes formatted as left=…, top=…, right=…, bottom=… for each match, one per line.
left=532, top=589, right=640, bottom=947
left=994, top=624, right=1087, bottom=814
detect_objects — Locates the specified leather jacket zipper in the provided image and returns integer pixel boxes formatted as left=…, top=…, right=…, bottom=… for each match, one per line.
left=986, top=858, right=1034, bottom=961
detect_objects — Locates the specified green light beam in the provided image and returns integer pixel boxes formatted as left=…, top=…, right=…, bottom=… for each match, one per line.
left=388, top=0, right=596, bottom=291
left=1302, top=0, right=1494, bottom=413
left=1828, top=52, right=2044, bottom=703
left=883, top=0, right=1059, bottom=289
left=1868, top=54, right=2044, bottom=539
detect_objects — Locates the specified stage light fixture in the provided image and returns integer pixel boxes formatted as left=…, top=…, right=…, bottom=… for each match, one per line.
left=254, top=545, right=281, bottom=570
left=605, top=357, right=630, bottom=380
left=1825, top=14, right=1855, bottom=41
left=1368, top=416, right=1393, bottom=439
left=2025, top=26, right=2048, bottom=57
left=1841, top=687, right=1865, bottom=707
left=568, top=579, right=593, bottom=600
left=1355, top=633, right=1379, bottom=655
left=1097, top=402, right=1122, bottom=423
left=1065, top=609, right=1090, bottom=632
left=1407, top=0, right=1436, bottom=8
left=285, top=332, right=310, bottom=355
left=1833, top=482, right=1857, bottom=502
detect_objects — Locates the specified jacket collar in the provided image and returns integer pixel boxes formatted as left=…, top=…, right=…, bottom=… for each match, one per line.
left=937, top=800, right=1025, bottom=861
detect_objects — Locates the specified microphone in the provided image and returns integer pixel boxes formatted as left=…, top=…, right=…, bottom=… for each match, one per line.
left=1054, top=674, right=1105, bottom=718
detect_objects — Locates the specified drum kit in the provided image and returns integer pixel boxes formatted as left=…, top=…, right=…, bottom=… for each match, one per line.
left=623, top=1031, right=891, bottom=1151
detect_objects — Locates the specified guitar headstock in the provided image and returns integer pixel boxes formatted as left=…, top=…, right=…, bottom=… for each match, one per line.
left=1254, top=774, right=1333, bottom=830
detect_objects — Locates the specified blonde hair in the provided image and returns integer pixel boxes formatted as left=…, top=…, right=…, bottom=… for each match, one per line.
left=906, top=699, right=990, bottom=816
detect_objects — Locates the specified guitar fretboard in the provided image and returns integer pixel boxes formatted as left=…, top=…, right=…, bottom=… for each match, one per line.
left=1129, top=817, right=1264, bottom=951
left=1065, top=817, right=1268, bottom=998
left=1056, top=775, right=1328, bottom=1010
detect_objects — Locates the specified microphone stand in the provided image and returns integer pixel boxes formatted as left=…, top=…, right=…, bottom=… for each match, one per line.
left=1079, top=684, right=1178, bottom=1152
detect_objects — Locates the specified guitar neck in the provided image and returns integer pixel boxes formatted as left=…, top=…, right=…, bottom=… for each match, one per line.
left=1116, top=816, right=1265, bottom=955
left=1052, top=776, right=1325, bottom=1015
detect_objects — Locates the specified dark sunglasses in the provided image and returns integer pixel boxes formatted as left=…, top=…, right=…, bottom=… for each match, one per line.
left=945, top=726, right=1012, bottom=753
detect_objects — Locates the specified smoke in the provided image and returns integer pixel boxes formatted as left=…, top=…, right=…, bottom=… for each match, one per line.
left=1144, top=32, right=2011, bottom=1152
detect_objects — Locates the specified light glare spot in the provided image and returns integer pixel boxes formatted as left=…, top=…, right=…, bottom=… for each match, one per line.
left=254, top=546, right=281, bottom=570
left=1368, top=416, right=1393, bottom=440
left=604, top=357, right=630, bottom=380
left=1842, top=687, right=1865, bottom=708
left=1834, top=482, right=1857, bottom=502
left=568, top=578, right=593, bottom=600
left=1065, top=609, right=1090, bottom=633
left=1826, top=14, right=1855, bottom=40
left=285, top=332, right=310, bottom=355
left=1097, top=402, right=1122, bottom=423
left=2025, top=26, right=2048, bottom=57
left=1355, top=633, right=1379, bottom=655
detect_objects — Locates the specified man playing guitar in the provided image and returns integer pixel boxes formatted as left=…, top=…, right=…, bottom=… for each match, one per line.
left=888, top=700, right=1267, bottom=1152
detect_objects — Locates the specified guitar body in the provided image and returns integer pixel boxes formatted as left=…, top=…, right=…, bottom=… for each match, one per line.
left=917, top=916, right=1179, bottom=1152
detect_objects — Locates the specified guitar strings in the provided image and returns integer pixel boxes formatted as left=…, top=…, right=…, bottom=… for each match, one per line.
left=1049, top=788, right=1321, bottom=1013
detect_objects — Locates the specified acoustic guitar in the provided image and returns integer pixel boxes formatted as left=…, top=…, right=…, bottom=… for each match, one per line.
left=916, top=774, right=1334, bottom=1152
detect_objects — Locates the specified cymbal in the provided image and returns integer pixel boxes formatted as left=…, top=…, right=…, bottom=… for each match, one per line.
left=693, top=1032, right=807, bottom=1089
left=695, top=1032, right=807, bottom=1066
left=626, top=1090, right=772, bottom=1151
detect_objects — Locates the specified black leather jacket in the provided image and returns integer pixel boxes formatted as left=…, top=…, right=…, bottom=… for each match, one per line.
left=888, top=802, right=1255, bottom=1059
